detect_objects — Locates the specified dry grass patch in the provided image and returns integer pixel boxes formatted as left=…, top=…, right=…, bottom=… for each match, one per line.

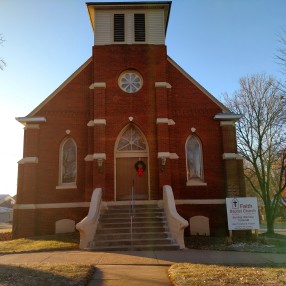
left=0, top=232, right=79, bottom=254
left=0, top=223, right=12, bottom=234
left=0, top=232, right=12, bottom=241
left=185, top=234, right=286, bottom=253
left=169, top=263, right=286, bottom=286
left=0, top=263, right=94, bottom=286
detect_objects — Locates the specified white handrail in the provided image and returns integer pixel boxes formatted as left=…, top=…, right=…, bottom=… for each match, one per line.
left=130, top=180, right=135, bottom=245
left=163, top=185, right=189, bottom=249
left=76, top=188, right=102, bottom=249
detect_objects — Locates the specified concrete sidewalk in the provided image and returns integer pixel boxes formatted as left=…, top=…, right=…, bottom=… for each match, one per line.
left=0, top=249, right=285, bottom=285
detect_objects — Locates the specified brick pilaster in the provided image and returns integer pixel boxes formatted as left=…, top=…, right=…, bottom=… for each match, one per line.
left=14, top=122, right=43, bottom=238
left=155, top=82, right=172, bottom=189
left=220, top=121, right=240, bottom=197
left=90, top=82, right=107, bottom=197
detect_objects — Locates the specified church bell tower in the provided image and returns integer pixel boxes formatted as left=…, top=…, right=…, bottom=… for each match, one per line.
left=85, top=2, right=172, bottom=200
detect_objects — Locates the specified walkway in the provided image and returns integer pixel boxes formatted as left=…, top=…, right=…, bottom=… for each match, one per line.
left=0, top=249, right=285, bottom=285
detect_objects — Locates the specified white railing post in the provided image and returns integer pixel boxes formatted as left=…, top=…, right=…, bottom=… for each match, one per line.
left=76, top=188, right=102, bottom=249
left=162, top=185, right=189, bottom=249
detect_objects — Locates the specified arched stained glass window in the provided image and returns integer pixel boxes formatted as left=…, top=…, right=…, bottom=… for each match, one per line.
left=60, top=138, right=77, bottom=184
left=117, top=125, right=146, bottom=151
left=186, top=136, right=203, bottom=181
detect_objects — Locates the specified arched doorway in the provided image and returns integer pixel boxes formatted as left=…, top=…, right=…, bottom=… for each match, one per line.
left=115, top=124, right=149, bottom=201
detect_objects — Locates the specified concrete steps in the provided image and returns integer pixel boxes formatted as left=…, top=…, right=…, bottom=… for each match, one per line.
left=88, top=204, right=180, bottom=251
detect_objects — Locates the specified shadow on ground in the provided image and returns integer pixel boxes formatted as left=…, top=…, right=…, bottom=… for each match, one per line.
left=0, top=263, right=94, bottom=286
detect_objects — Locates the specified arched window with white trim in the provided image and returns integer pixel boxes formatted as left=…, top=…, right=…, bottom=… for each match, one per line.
left=117, top=124, right=147, bottom=152
left=59, top=137, right=77, bottom=185
left=186, top=135, right=206, bottom=186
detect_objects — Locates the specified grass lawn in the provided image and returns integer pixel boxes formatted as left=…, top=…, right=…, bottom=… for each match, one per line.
left=185, top=233, right=286, bottom=253
left=0, top=263, right=94, bottom=286
left=0, top=232, right=94, bottom=285
left=169, top=263, right=286, bottom=286
left=0, top=230, right=285, bottom=285
left=172, top=233, right=286, bottom=285
left=0, top=220, right=284, bottom=286
left=0, top=232, right=79, bottom=254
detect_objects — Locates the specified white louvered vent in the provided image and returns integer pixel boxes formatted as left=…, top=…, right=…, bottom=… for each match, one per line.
left=94, top=12, right=112, bottom=45
left=147, top=10, right=165, bottom=44
left=93, top=10, right=165, bottom=45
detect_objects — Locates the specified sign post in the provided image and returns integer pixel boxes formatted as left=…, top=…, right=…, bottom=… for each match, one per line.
left=226, top=197, right=260, bottom=231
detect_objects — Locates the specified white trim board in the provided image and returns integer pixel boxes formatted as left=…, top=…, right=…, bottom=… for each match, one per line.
left=14, top=202, right=90, bottom=210
left=14, top=199, right=226, bottom=210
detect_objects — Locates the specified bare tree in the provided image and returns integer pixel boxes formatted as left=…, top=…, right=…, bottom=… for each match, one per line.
left=224, top=74, right=286, bottom=234
left=276, top=29, right=286, bottom=121
left=277, top=29, right=286, bottom=76
left=0, top=34, right=6, bottom=70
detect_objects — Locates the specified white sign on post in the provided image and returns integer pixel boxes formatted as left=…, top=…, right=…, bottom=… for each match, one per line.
left=226, top=197, right=260, bottom=230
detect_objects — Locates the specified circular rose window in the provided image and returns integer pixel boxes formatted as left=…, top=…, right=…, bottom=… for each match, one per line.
left=118, top=71, right=143, bottom=93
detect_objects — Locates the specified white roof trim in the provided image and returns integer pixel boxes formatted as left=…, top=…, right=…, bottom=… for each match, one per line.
left=28, top=57, right=93, bottom=117
left=16, top=117, right=46, bottom=125
left=18, top=157, right=39, bottom=164
left=214, top=113, right=242, bottom=120
left=167, top=56, right=229, bottom=112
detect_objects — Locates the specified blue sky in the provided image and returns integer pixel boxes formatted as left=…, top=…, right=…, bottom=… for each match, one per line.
left=1, top=0, right=286, bottom=196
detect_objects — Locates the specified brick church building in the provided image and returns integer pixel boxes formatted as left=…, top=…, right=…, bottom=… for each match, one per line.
left=13, top=1, right=244, bottom=243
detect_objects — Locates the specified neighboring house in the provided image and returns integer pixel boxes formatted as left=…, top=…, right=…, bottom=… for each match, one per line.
left=0, top=195, right=15, bottom=209
left=13, top=1, right=244, bottom=239
left=0, top=207, right=13, bottom=223
left=0, top=195, right=15, bottom=223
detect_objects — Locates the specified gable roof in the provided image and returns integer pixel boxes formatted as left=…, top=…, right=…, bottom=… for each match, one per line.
left=167, top=56, right=230, bottom=112
left=19, top=54, right=231, bottom=120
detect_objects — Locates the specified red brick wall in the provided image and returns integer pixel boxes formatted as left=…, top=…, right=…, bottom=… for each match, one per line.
left=33, top=61, right=92, bottom=204
left=92, top=45, right=168, bottom=201
left=15, top=44, right=234, bottom=237
left=167, top=61, right=225, bottom=200
left=14, top=61, right=93, bottom=237
left=13, top=208, right=88, bottom=238
left=177, top=204, right=228, bottom=236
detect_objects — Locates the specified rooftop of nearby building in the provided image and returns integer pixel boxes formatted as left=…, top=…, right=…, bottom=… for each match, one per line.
left=0, top=195, right=16, bottom=208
